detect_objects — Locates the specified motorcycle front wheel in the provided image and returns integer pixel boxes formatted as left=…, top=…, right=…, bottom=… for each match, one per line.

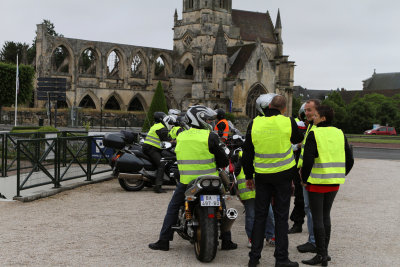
left=194, top=207, right=218, bottom=262
left=118, top=178, right=145, bottom=191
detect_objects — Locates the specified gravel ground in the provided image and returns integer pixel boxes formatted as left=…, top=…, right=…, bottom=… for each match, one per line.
left=0, top=158, right=399, bottom=266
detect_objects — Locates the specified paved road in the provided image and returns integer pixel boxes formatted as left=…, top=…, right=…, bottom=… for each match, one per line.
left=353, top=147, right=400, bottom=160
left=1, top=158, right=399, bottom=266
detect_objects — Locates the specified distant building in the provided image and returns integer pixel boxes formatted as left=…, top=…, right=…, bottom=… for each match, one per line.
left=340, top=70, right=400, bottom=103
left=293, top=86, right=331, bottom=102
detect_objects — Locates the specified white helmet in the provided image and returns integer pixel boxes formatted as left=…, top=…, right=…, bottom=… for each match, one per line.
left=162, top=115, right=176, bottom=131
left=299, top=103, right=306, bottom=120
left=185, top=105, right=217, bottom=131
left=256, top=93, right=277, bottom=115
left=168, top=109, right=181, bottom=116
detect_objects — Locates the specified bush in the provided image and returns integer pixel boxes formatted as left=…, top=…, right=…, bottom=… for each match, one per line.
left=142, top=81, right=168, bottom=132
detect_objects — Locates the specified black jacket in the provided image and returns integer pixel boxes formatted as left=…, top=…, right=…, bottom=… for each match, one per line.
left=242, top=109, right=304, bottom=181
left=301, top=121, right=354, bottom=184
left=208, top=131, right=229, bottom=168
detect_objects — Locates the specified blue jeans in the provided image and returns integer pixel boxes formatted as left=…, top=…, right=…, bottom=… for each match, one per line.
left=243, top=199, right=275, bottom=240
left=303, top=187, right=315, bottom=244
left=159, top=182, right=231, bottom=241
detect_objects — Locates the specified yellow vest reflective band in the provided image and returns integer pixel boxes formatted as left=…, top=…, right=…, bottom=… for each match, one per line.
left=175, top=128, right=219, bottom=184
left=252, top=115, right=295, bottom=174
left=237, top=151, right=256, bottom=200
left=297, top=124, right=316, bottom=168
left=143, top=123, right=164, bottom=149
left=169, top=126, right=181, bottom=139
left=308, top=127, right=346, bottom=184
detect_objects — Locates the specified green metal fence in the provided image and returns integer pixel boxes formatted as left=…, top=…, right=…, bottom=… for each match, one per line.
left=13, top=133, right=112, bottom=197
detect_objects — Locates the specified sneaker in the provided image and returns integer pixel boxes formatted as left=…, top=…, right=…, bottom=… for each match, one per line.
left=266, top=237, right=275, bottom=247
left=297, top=242, right=316, bottom=253
left=247, top=239, right=252, bottom=248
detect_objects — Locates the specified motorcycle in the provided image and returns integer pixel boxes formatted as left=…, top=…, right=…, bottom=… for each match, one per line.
left=103, top=131, right=178, bottom=191
left=171, top=143, right=238, bottom=262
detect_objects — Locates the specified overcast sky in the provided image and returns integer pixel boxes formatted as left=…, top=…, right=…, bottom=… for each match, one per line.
left=1, top=0, right=399, bottom=91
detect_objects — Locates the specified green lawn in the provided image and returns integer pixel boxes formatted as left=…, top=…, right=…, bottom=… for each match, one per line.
left=347, top=138, right=400, bottom=144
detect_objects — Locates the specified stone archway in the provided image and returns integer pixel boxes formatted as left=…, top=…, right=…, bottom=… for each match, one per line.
left=246, top=84, right=267, bottom=119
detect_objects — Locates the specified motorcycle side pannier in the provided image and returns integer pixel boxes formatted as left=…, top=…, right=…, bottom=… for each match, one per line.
left=116, top=153, right=144, bottom=173
left=103, top=133, right=125, bottom=150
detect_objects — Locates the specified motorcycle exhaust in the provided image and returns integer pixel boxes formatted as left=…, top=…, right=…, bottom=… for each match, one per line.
left=219, top=170, right=231, bottom=189
left=118, top=173, right=151, bottom=182
left=220, top=208, right=238, bottom=233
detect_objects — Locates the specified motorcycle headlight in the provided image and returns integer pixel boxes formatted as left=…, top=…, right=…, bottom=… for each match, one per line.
left=201, top=179, right=211, bottom=187
left=211, top=179, right=220, bottom=187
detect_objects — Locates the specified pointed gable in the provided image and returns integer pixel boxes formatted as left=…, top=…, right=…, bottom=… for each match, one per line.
left=231, top=9, right=277, bottom=44
left=227, top=43, right=257, bottom=77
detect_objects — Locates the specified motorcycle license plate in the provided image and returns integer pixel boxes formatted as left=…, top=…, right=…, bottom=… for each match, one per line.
left=200, top=195, right=220, bottom=207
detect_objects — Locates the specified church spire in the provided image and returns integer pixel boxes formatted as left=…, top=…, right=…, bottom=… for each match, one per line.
left=275, top=9, right=282, bottom=30
left=213, top=20, right=227, bottom=55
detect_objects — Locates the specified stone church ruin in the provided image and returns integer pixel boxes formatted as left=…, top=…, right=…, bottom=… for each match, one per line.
left=34, top=0, right=295, bottom=118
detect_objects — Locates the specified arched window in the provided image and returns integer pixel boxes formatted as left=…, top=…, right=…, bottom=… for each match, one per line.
left=246, top=85, right=267, bottom=119
left=185, top=64, right=193, bottom=76
left=128, top=97, right=144, bottom=111
left=131, top=53, right=145, bottom=78
left=188, top=0, right=193, bottom=8
left=79, top=95, right=96, bottom=109
left=79, top=48, right=97, bottom=75
left=56, top=100, right=68, bottom=109
left=52, top=45, right=70, bottom=74
left=105, top=96, right=121, bottom=110
left=154, top=56, right=166, bottom=77
left=107, top=50, right=121, bottom=78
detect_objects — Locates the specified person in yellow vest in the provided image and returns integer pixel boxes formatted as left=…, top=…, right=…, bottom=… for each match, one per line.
left=243, top=95, right=303, bottom=267
left=300, top=105, right=353, bottom=266
left=214, top=108, right=229, bottom=142
left=149, top=105, right=237, bottom=251
left=234, top=150, right=275, bottom=248
left=296, top=99, right=321, bottom=253
left=143, top=112, right=173, bottom=193
left=168, top=112, right=186, bottom=140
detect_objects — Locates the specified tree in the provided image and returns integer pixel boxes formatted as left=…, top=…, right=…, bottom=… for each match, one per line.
left=0, top=62, right=34, bottom=107
left=346, top=97, right=375, bottom=133
left=142, top=81, right=168, bottom=132
left=0, top=19, right=63, bottom=66
left=376, top=100, right=398, bottom=126
left=0, top=41, right=30, bottom=64
left=291, top=96, right=302, bottom=118
left=323, top=92, right=347, bottom=131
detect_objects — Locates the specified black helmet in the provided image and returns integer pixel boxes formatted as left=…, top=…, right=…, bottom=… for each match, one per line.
left=186, top=105, right=217, bottom=130
left=154, top=112, right=166, bottom=123
left=216, top=109, right=225, bottom=120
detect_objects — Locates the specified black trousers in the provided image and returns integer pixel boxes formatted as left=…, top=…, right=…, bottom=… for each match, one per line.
left=249, top=173, right=292, bottom=263
left=308, top=190, right=338, bottom=256
left=290, top=170, right=305, bottom=226
left=142, top=144, right=164, bottom=186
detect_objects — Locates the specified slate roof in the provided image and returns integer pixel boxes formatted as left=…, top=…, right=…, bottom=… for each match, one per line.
left=293, top=86, right=331, bottom=101
left=231, top=9, right=277, bottom=44
left=363, top=72, right=400, bottom=90
left=227, top=43, right=256, bottom=77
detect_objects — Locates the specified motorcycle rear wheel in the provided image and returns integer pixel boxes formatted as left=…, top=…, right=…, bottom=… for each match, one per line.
left=118, top=178, right=145, bottom=191
left=194, top=207, right=218, bottom=262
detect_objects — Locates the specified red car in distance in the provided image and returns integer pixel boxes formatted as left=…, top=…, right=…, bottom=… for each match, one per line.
left=364, top=126, right=397, bottom=135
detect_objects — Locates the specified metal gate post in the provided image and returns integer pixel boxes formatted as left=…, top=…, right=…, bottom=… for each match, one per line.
left=16, top=141, right=21, bottom=197
left=87, top=136, right=92, bottom=181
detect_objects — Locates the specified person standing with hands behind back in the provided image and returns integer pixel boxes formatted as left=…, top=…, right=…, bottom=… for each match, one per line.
left=300, top=105, right=354, bottom=266
left=244, top=95, right=303, bottom=267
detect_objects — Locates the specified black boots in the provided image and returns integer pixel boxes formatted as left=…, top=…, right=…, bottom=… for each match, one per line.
left=302, top=254, right=328, bottom=266
left=153, top=185, right=166, bottom=193
left=154, top=165, right=166, bottom=193
left=275, top=260, right=299, bottom=267
left=148, top=240, right=169, bottom=251
left=288, top=224, right=302, bottom=234
left=221, top=240, right=238, bottom=250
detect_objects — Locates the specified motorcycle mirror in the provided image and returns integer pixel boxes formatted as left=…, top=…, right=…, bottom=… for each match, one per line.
left=161, top=142, right=172, bottom=149
left=225, top=147, right=230, bottom=155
